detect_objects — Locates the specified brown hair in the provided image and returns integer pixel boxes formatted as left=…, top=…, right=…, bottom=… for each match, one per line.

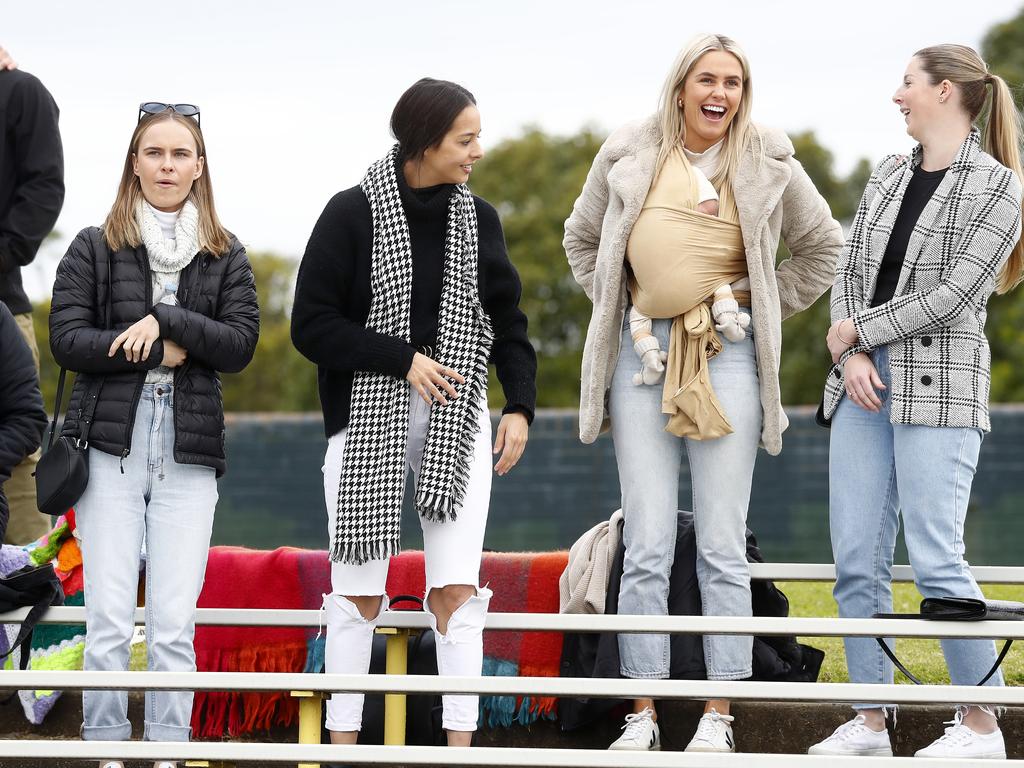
left=915, top=44, right=1024, bottom=294
left=103, top=111, right=231, bottom=256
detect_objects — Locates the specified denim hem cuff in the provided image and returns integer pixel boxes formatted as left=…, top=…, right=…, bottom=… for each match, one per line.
left=620, top=669, right=670, bottom=680
left=143, top=721, right=192, bottom=742
left=853, top=703, right=898, bottom=711
left=442, top=721, right=478, bottom=732
left=325, top=720, right=362, bottom=733
left=707, top=669, right=752, bottom=681
left=82, top=722, right=132, bottom=741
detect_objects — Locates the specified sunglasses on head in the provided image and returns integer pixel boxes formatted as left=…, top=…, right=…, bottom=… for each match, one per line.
left=138, top=102, right=201, bottom=127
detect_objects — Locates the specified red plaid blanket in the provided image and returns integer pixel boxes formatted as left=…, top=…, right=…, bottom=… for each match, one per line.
left=192, top=546, right=566, bottom=737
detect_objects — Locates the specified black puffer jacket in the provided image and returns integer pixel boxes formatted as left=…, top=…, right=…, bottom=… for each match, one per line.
left=49, top=227, right=259, bottom=476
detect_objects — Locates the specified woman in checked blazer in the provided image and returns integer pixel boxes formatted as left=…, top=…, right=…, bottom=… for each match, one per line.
left=810, top=45, right=1023, bottom=760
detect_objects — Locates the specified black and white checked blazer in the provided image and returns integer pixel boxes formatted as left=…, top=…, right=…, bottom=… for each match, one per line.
left=822, top=130, right=1023, bottom=431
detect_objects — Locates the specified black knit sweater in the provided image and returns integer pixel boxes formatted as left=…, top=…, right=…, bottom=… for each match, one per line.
left=291, top=170, right=538, bottom=439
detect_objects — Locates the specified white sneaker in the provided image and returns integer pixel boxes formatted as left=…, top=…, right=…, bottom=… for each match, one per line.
left=154, top=762, right=179, bottom=768
left=915, top=708, right=1006, bottom=759
left=808, top=714, right=893, bottom=756
left=684, top=708, right=736, bottom=753
left=608, top=707, right=661, bottom=751
left=98, top=762, right=125, bottom=768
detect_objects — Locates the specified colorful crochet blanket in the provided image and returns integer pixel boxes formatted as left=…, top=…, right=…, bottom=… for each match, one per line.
left=0, top=511, right=96, bottom=725
left=193, top=547, right=567, bottom=736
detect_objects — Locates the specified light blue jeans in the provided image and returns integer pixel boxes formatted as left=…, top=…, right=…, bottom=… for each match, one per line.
left=610, top=311, right=761, bottom=680
left=76, top=383, right=218, bottom=741
left=830, top=346, right=1003, bottom=706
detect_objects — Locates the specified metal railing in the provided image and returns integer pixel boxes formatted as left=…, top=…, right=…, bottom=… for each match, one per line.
left=2, top=562, right=1022, bottom=767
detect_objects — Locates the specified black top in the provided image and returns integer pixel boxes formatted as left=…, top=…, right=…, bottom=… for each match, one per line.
left=0, top=69, right=65, bottom=315
left=871, top=165, right=948, bottom=307
left=402, top=179, right=453, bottom=350
left=291, top=170, right=538, bottom=439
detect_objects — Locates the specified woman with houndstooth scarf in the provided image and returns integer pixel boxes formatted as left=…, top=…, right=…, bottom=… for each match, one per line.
left=292, top=78, right=538, bottom=747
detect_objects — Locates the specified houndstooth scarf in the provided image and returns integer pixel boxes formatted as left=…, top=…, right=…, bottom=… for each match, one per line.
left=331, top=146, right=493, bottom=565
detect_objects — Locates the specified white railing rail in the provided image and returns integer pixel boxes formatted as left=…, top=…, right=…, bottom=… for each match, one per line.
left=1, top=670, right=1023, bottom=707
left=3, top=606, right=1024, bottom=639
left=1, top=740, right=1020, bottom=766
left=747, top=563, right=1024, bottom=583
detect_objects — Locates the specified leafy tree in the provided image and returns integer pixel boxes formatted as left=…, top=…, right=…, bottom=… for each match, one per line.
left=777, top=133, right=872, bottom=404
left=469, top=127, right=605, bottom=407
left=221, top=250, right=318, bottom=412
left=982, top=6, right=1024, bottom=400
left=983, top=6, right=1024, bottom=111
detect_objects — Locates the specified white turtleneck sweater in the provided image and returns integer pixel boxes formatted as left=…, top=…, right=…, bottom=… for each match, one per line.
left=683, top=139, right=723, bottom=179
left=146, top=203, right=182, bottom=384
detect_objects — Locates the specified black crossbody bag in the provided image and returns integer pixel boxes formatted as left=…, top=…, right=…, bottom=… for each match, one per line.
left=873, top=597, right=1024, bottom=685
left=33, top=247, right=110, bottom=516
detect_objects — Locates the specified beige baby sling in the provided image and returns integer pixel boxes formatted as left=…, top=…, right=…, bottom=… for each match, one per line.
left=626, top=148, right=749, bottom=439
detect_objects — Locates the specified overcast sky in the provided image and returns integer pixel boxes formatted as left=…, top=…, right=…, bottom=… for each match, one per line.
left=6, top=0, right=1022, bottom=299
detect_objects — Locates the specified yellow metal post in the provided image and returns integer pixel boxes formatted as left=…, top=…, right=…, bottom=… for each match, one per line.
left=290, top=689, right=324, bottom=768
left=376, top=626, right=410, bottom=745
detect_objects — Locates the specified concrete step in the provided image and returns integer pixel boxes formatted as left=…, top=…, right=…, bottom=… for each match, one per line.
left=3, top=693, right=1021, bottom=765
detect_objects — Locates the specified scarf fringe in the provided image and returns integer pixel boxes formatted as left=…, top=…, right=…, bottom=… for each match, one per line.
left=329, top=536, right=401, bottom=566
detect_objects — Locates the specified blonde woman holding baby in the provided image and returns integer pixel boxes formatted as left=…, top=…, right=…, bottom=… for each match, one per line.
left=564, top=33, right=842, bottom=753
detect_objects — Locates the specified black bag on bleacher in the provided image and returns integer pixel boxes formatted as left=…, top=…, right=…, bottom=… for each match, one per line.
left=0, top=560, right=63, bottom=704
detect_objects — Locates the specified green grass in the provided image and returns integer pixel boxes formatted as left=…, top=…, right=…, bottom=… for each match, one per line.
left=781, top=582, right=1024, bottom=686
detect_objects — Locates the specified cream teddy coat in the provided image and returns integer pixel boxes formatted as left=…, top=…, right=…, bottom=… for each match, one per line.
left=564, top=116, right=843, bottom=454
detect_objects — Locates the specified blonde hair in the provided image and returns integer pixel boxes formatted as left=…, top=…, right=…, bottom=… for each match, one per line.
left=103, top=111, right=231, bottom=256
left=656, top=33, right=761, bottom=191
left=915, top=44, right=1024, bottom=294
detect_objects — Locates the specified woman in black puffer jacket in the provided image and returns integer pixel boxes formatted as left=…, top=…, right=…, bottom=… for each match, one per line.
left=48, top=104, right=258, bottom=766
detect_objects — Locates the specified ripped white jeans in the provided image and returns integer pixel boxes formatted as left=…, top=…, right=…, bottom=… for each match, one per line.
left=322, top=394, right=493, bottom=732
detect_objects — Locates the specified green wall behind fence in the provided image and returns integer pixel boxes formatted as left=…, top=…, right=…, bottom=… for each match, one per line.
left=215, top=407, right=1024, bottom=565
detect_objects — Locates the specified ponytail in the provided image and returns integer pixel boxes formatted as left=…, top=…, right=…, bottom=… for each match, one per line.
left=985, top=73, right=1024, bottom=294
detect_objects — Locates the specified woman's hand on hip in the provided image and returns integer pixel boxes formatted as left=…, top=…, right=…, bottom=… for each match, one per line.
left=844, top=352, right=885, bottom=412
left=161, top=340, right=188, bottom=368
left=109, top=315, right=161, bottom=362
left=493, top=412, right=528, bottom=476
left=406, top=352, right=465, bottom=406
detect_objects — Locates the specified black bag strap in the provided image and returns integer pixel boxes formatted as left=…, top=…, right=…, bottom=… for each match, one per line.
left=873, top=609, right=1012, bottom=686
left=874, top=636, right=1012, bottom=687
left=43, top=367, right=69, bottom=452
left=389, top=594, right=425, bottom=611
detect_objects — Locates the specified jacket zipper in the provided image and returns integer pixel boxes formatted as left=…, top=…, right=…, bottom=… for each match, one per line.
left=171, top=255, right=203, bottom=465
left=120, top=249, right=153, bottom=473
